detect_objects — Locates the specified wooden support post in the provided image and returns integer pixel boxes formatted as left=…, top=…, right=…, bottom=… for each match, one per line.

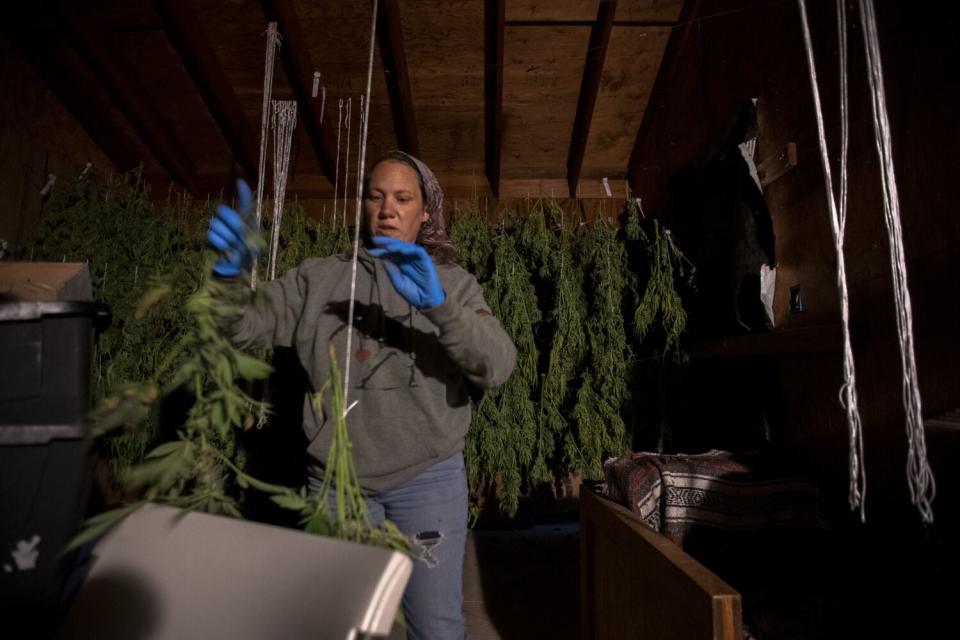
left=6, top=26, right=140, bottom=174
left=261, top=0, right=338, bottom=185
left=484, top=0, right=504, bottom=198
left=57, top=5, right=201, bottom=195
left=154, top=0, right=259, bottom=181
left=567, top=0, right=617, bottom=199
left=377, top=0, right=419, bottom=156
left=757, top=142, right=798, bottom=188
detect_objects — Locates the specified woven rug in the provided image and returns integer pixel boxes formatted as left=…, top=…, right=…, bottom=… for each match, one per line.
left=602, top=450, right=823, bottom=547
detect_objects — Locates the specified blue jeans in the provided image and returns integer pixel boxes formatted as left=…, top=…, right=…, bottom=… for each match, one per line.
left=310, top=453, right=468, bottom=640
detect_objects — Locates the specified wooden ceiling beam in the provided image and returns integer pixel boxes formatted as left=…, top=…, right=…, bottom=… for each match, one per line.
left=484, top=0, right=505, bottom=198
left=567, top=0, right=617, bottom=198
left=261, top=0, right=337, bottom=185
left=57, top=4, right=202, bottom=195
left=5, top=26, right=141, bottom=174
left=154, top=0, right=258, bottom=181
left=506, top=20, right=678, bottom=27
left=377, top=0, right=419, bottom=156
left=628, top=0, right=701, bottom=186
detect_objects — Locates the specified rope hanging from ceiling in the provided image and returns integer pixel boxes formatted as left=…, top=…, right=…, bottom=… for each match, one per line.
left=857, top=0, right=935, bottom=524
left=334, top=97, right=343, bottom=227
left=250, top=22, right=281, bottom=289
left=342, top=97, right=353, bottom=228
left=343, top=0, right=379, bottom=417
left=267, top=100, right=298, bottom=282
left=797, top=0, right=935, bottom=524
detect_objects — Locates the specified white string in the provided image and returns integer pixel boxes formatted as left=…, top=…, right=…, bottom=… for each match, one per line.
left=334, top=98, right=343, bottom=227
left=858, top=0, right=935, bottom=524
left=343, top=0, right=379, bottom=416
left=837, top=0, right=849, bottom=236
left=797, top=0, right=867, bottom=521
left=356, top=95, right=366, bottom=207
left=250, top=23, right=280, bottom=290
left=267, top=100, right=298, bottom=282
left=342, top=98, right=353, bottom=228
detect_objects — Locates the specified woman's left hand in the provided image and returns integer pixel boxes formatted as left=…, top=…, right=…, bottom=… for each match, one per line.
left=369, top=236, right=446, bottom=309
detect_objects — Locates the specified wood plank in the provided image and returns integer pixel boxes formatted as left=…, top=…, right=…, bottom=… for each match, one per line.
left=291, top=0, right=394, bottom=183
left=507, top=0, right=683, bottom=22
left=581, top=25, right=671, bottom=180
left=107, top=27, right=242, bottom=181
left=501, top=26, right=591, bottom=179
left=686, top=323, right=843, bottom=359
left=4, top=27, right=142, bottom=175
left=0, top=262, right=91, bottom=302
left=567, top=0, right=617, bottom=197
left=262, top=0, right=339, bottom=184
left=580, top=488, right=742, bottom=640
left=376, top=0, right=418, bottom=156
left=57, top=4, right=201, bottom=195
left=485, top=0, right=505, bottom=196
left=401, top=1, right=485, bottom=178
left=155, top=0, right=259, bottom=180
left=627, top=0, right=701, bottom=197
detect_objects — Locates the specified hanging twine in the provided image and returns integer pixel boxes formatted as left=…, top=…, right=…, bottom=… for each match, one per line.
left=267, top=100, right=298, bottom=282
left=858, top=0, right=935, bottom=524
left=343, top=0, right=379, bottom=417
left=251, top=22, right=281, bottom=289
left=342, top=98, right=353, bottom=228
left=333, top=98, right=343, bottom=226
left=797, top=0, right=867, bottom=521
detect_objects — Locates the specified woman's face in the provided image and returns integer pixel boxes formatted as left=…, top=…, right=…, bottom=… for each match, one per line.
left=365, top=161, right=428, bottom=244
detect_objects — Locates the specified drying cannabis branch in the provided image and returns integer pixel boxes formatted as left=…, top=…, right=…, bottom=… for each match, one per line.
left=627, top=199, right=695, bottom=353
left=573, top=217, right=632, bottom=478
left=28, top=170, right=206, bottom=471
left=468, top=230, right=541, bottom=517
left=534, top=203, right=588, bottom=481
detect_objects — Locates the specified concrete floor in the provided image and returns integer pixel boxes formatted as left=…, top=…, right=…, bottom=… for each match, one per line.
left=387, top=521, right=581, bottom=640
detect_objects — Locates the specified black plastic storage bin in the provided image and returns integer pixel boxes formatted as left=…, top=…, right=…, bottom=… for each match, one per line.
left=0, top=301, right=107, bottom=629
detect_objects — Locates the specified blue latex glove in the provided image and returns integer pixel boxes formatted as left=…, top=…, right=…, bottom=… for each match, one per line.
left=207, top=179, right=257, bottom=277
left=369, top=236, right=445, bottom=310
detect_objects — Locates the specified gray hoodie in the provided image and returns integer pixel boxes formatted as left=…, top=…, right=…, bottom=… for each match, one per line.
left=231, top=248, right=516, bottom=493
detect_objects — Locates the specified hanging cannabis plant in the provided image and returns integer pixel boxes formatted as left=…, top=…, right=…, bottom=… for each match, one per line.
left=535, top=203, right=589, bottom=481
left=270, top=203, right=351, bottom=276
left=625, top=199, right=695, bottom=353
left=466, top=227, right=541, bottom=517
left=515, top=203, right=588, bottom=485
left=27, top=170, right=206, bottom=472
left=622, top=198, right=696, bottom=452
left=572, top=216, right=632, bottom=479
left=449, top=200, right=494, bottom=280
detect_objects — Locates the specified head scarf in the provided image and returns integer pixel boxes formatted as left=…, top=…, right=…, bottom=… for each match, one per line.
left=393, top=150, right=444, bottom=223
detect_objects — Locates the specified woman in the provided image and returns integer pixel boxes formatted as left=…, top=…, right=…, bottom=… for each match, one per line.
left=208, top=151, right=516, bottom=639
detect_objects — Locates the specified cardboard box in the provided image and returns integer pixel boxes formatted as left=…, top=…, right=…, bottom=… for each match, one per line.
left=0, top=262, right=92, bottom=302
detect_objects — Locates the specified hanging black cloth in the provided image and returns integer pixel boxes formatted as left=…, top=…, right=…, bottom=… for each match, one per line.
left=663, top=101, right=776, bottom=338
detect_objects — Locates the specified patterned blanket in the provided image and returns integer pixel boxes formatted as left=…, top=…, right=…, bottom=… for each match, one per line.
left=603, top=450, right=823, bottom=548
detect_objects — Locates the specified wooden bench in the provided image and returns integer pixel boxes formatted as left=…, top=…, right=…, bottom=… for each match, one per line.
left=580, top=488, right=743, bottom=639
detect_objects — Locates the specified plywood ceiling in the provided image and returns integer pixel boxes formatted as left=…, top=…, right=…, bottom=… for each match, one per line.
left=7, top=0, right=684, bottom=199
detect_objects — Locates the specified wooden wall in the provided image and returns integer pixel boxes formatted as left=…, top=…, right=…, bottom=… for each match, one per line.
left=0, top=39, right=117, bottom=255
left=630, top=0, right=959, bottom=526
left=629, top=1, right=959, bottom=631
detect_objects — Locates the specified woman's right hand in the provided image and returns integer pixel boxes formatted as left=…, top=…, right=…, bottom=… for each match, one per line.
left=208, top=179, right=258, bottom=277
